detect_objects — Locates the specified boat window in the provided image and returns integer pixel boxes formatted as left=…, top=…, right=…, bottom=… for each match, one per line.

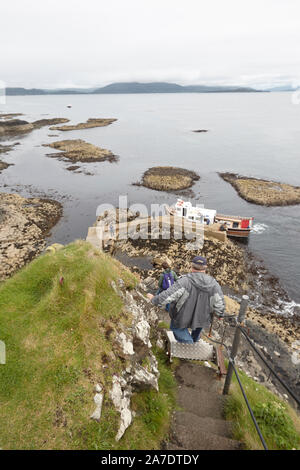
left=182, top=208, right=187, bottom=217
left=233, top=222, right=239, bottom=228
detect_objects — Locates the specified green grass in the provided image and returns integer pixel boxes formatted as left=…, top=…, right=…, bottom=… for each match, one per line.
left=224, top=367, right=300, bottom=450
left=0, top=241, right=177, bottom=449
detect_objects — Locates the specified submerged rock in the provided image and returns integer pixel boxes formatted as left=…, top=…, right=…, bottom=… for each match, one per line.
left=0, top=113, right=23, bottom=120
left=135, top=166, right=200, bottom=192
left=49, top=117, right=117, bottom=132
left=220, top=172, right=300, bottom=206
left=0, top=142, right=20, bottom=155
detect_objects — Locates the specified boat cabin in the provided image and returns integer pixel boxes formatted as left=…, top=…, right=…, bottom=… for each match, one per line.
left=174, top=199, right=216, bottom=225
left=170, top=199, right=254, bottom=238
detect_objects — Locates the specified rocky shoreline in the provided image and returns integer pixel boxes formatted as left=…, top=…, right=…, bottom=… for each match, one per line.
left=0, top=118, right=70, bottom=137
left=0, top=192, right=63, bottom=281
left=220, top=172, right=300, bottom=206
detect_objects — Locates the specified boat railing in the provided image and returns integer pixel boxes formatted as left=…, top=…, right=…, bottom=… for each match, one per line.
left=216, top=213, right=253, bottom=221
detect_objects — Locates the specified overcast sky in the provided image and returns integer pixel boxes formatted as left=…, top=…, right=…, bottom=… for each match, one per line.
left=1, top=0, right=300, bottom=89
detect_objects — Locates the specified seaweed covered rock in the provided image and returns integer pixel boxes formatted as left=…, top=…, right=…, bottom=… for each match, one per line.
left=220, top=173, right=300, bottom=206
left=44, top=139, right=117, bottom=163
left=136, top=166, right=200, bottom=192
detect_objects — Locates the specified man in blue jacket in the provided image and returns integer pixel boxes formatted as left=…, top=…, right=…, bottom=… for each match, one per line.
left=147, top=256, right=225, bottom=344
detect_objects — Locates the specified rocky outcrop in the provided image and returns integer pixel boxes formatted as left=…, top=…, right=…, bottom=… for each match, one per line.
left=103, top=279, right=160, bottom=441
left=32, top=118, right=69, bottom=129
left=0, top=192, right=62, bottom=280
left=0, top=160, right=13, bottom=173
left=44, top=139, right=117, bottom=164
left=90, top=384, right=104, bottom=422
left=49, top=118, right=117, bottom=132
left=220, top=173, right=300, bottom=206
left=135, top=166, right=200, bottom=192
left=0, top=119, right=34, bottom=136
left=0, top=118, right=69, bottom=137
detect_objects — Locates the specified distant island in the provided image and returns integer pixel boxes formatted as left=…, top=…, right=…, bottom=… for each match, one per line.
left=5, top=82, right=267, bottom=96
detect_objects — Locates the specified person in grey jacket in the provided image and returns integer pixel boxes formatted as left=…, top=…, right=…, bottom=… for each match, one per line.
left=147, top=256, right=225, bottom=344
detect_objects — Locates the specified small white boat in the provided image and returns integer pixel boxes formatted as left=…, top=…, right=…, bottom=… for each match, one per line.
left=166, top=199, right=254, bottom=239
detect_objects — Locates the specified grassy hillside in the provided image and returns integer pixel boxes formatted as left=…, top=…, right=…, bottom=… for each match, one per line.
left=0, top=241, right=176, bottom=450
left=224, top=367, right=300, bottom=450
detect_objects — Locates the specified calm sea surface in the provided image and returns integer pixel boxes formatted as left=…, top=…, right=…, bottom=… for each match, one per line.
left=1, top=92, right=300, bottom=305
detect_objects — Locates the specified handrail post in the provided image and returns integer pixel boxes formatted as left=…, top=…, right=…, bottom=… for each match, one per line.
left=223, top=295, right=249, bottom=395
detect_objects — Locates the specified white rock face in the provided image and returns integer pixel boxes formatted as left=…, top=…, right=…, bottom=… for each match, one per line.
left=117, top=332, right=134, bottom=356
left=109, top=376, right=133, bottom=441
left=105, top=281, right=160, bottom=441
left=90, top=384, right=104, bottom=422
left=130, top=365, right=159, bottom=391
left=134, top=320, right=152, bottom=347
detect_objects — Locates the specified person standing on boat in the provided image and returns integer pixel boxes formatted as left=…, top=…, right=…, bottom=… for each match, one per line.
left=147, top=256, right=225, bottom=343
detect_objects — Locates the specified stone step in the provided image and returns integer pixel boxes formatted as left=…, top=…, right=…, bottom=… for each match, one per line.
left=169, top=424, right=241, bottom=450
left=174, top=411, right=233, bottom=438
left=175, top=362, right=221, bottom=393
left=177, top=385, right=225, bottom=420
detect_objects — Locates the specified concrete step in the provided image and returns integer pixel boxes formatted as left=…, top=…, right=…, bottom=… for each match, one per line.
left=174, top=411, right=233, bottom=439
left=86, top=236, right=102, bottom=249
left=170, top=424, right=241, bottom=450
left=176, top=362, right=221, bottom=393
left=177, top=385, right=225, bottom=420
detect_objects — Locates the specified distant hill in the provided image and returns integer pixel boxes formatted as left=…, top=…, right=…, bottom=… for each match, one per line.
left=92, top=82, right=260, bottom=94
left=6, top=82, right=262, bottom=96
left=266, top=85, right=297, bottom=92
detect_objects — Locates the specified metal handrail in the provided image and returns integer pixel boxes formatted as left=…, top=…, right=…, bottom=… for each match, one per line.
left=229, top=357, right=269, bottom=450
left=203, top=313, right=269, bottom=449
left=237, top=325, right=300, bottom=407
left=220, top=313, right=300, bottom=450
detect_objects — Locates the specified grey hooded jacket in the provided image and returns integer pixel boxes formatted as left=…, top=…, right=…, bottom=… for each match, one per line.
left=151, top=272, right=225, bottom=329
